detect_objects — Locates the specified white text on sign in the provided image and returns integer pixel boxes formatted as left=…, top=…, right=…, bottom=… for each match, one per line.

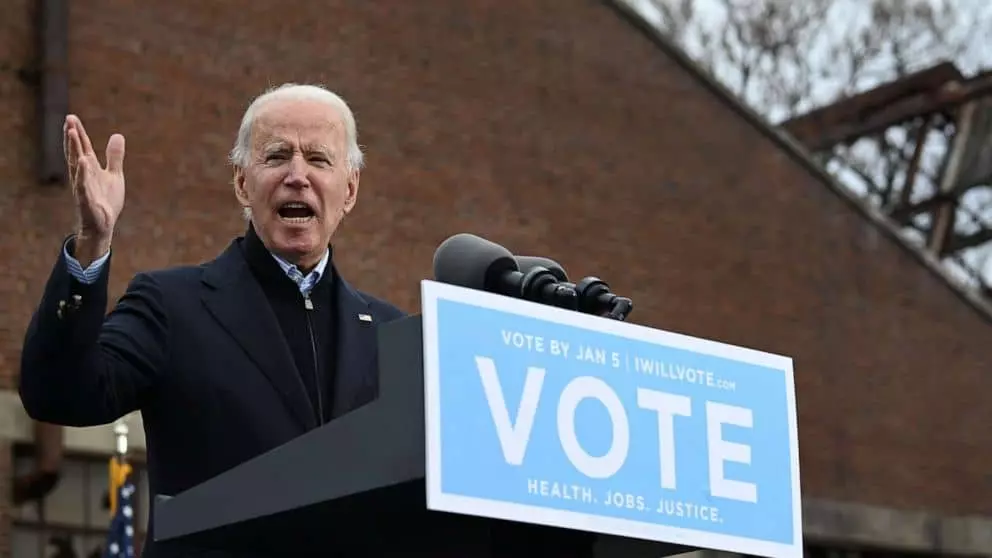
left=475, top=356, right=758, bottom=504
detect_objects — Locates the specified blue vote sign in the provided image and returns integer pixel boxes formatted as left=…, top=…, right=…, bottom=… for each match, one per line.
left=420, top=280, right=802, bottom=558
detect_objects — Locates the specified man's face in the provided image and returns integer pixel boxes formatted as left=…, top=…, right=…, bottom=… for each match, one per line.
left=234, top=97, right=359, bottom=270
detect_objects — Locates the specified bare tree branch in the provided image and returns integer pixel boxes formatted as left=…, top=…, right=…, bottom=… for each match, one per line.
left=631, top=0, right=992, bottom=289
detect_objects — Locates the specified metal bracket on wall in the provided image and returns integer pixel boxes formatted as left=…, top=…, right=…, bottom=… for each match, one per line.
left=39, top=0, right=69, bottom=185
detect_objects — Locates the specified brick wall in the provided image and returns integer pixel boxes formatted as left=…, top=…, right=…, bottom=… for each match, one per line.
left=1, top=0, right=990, bottom=541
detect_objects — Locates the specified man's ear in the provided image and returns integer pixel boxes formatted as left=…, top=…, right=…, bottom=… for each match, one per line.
left=233, top=167, right=250, bottom=208
left=343, top=168, right=361, bottom=215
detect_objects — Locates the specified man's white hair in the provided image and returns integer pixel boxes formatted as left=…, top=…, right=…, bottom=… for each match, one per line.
left=230, top=83, right=365, bottom=219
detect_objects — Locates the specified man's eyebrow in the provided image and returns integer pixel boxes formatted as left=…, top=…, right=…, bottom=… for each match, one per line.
left=301, top=143, right=332, bottom=154
left=255, top=142, right=289, bottom=158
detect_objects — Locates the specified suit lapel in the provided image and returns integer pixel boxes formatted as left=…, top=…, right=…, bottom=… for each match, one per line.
left=200, top=241, right=318, bottom=431
left=330, top=271, right=378, bottom=418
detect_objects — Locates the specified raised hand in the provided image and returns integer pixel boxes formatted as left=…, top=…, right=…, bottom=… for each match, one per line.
left=64, top=115, right=126, bottom=263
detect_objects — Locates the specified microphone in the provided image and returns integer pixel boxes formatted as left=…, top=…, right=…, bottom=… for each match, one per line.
left=513, top=255, right=568, bottom=282
left=432, top=233, right=516, bottom=294
left=574, top=277, right=634, bottom=321
left=432, top=234, right=577, bottom=308
left=514, top=254, right=633, bottom=320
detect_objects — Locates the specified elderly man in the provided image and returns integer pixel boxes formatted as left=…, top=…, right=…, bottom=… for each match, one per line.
left=18, top=84, right=406, bottom=557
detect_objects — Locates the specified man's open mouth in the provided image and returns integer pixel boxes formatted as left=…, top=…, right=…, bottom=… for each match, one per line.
left=277, top=202, right=316, bottom=223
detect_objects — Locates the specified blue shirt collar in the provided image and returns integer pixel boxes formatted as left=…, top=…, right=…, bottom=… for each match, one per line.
left=269, top=249, right=330, bottom=293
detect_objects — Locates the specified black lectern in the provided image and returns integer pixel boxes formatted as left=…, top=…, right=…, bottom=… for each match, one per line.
left=153, top=316, right=692, bottom=557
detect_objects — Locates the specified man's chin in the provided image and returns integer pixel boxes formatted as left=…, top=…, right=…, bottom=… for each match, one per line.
left=272, top=244, right=323, bottom=270
left=271, top=232, right=324, bottom=260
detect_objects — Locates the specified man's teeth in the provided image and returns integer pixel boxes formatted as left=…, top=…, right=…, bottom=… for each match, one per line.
left=278, top=202, right=315, bottom=222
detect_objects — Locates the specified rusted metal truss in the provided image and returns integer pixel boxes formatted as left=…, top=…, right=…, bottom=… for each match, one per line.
left=782, top=62, right=992, bottom=296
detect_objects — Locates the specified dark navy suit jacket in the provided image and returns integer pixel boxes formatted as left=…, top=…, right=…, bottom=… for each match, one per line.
left=18, top=235, right=406, bottom=557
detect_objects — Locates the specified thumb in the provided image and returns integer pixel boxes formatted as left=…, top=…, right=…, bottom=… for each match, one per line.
left=105, top=134, right=126, bottom=175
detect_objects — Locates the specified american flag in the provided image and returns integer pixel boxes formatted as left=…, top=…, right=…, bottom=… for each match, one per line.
left=102, top=457, right=136, bottom=558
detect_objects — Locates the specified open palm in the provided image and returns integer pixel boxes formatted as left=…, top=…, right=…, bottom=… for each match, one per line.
left=64, top=115, right=126, bottom=238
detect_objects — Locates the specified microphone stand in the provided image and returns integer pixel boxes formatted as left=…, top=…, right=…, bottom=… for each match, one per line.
left=574, top=277, right=634, bottom=322
left=519, top=271, right=634, bottom=322
left=604, top=297, right=634, bottom=321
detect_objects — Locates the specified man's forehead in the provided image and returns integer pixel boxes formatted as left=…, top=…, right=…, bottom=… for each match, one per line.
left=252, top=99, right=345, bottom=143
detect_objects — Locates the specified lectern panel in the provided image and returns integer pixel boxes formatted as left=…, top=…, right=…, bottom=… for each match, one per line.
left=153, top=279, right=800, bottom=558
left=420, top=280, right=802, bottom=558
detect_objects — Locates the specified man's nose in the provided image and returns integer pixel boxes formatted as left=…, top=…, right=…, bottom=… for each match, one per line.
left=283, top=155, right=310, bottom=187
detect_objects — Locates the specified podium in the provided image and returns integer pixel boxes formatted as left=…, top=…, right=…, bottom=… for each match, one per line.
left=154, top=281, right=802, bottom=558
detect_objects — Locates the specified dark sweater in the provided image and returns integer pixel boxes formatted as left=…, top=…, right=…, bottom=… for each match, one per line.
left=241, top=224, right=337, bottom=425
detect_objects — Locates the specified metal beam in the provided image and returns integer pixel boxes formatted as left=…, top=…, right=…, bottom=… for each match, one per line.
left=39, top=0, right=69, bottom=185
left=784, top=69, right=992, bottom=152
left=888, top=194, right=952, bottom=227
left=946, top=228, right=992, bottom=254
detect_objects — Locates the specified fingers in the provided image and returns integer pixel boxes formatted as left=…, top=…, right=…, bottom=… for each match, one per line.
left=62, top=119, right=71, bottom=168
left=67, top=127, right=85, bottom=176
left=64, top=115, right=126, bottom=175
left=105, top=134, right=126, bottom=175
left=73, top=156, right=89, bottom=200
left=67, top=114, right=96, bottom=157
left=64, top=119, right=81, bottom=172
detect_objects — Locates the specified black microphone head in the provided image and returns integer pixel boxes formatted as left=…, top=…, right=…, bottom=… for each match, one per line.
left=433, top=233, right=518, bottom=291
left=514, top=255, right=568, bottom=282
